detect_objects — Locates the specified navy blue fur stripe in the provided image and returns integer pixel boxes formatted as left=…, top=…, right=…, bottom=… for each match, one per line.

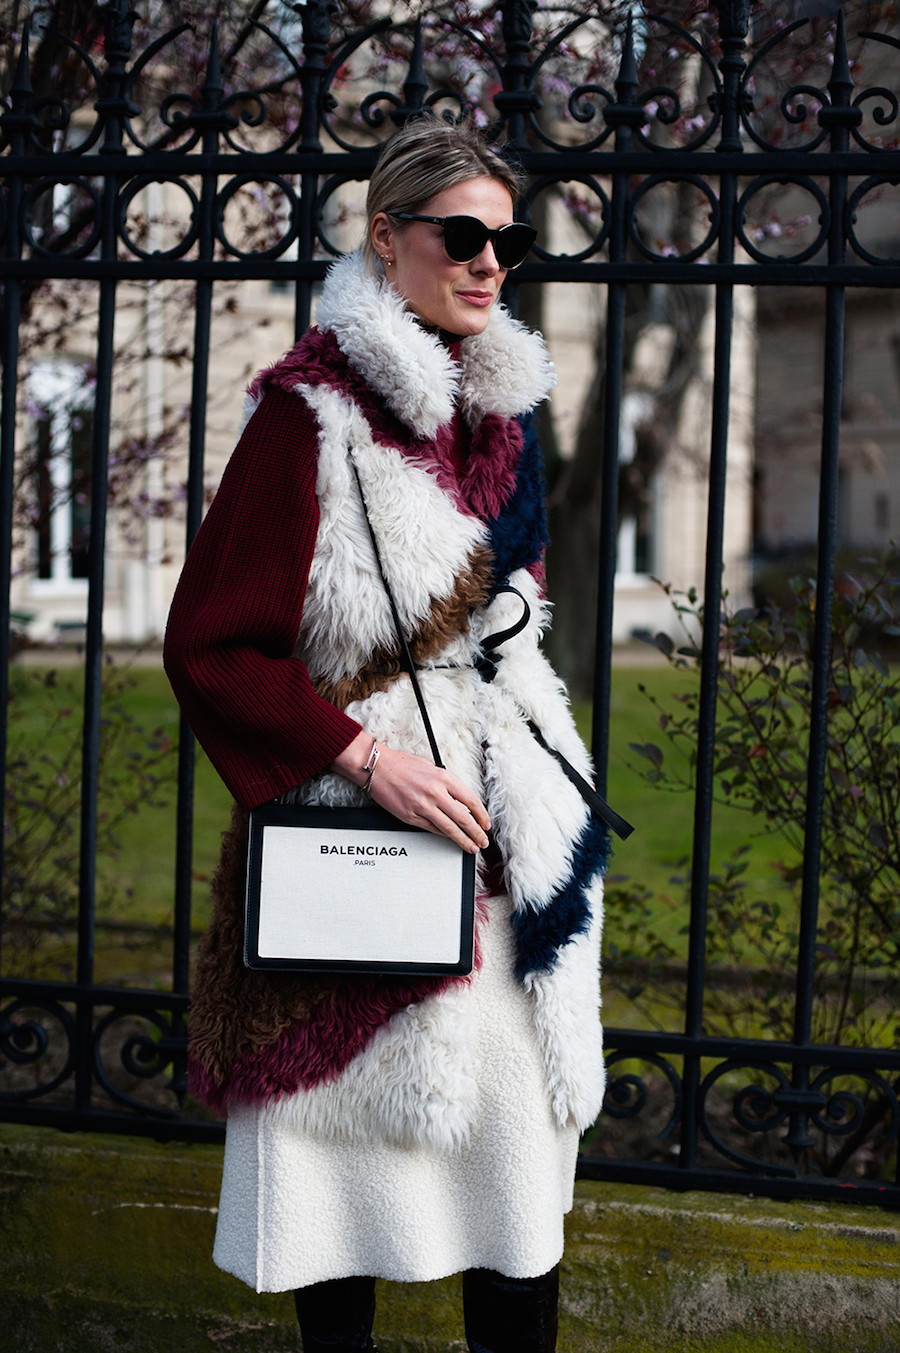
left=510, top=816, right=610, bottom=981
left=486, top=411, right=548, bottom=585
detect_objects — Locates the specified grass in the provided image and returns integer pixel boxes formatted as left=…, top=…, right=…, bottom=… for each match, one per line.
left=4, top=657, right=800, bottom=986
left=576, top=669, right=796, bottom=952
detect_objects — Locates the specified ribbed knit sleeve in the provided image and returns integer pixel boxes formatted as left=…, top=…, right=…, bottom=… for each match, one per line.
left=163, top=386, right=362, bottom=810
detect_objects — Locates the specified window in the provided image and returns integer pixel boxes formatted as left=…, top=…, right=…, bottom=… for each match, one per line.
left=28, top=363, right=93, bottom=591
left=617, top=390, right=655, bottom=582
left=875, top=492, right=889, bottom=532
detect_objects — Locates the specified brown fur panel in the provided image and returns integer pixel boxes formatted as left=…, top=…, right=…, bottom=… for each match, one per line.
left=189, top=802, right=340, bottom=1084
left=314, top=541, right=494, bottom=710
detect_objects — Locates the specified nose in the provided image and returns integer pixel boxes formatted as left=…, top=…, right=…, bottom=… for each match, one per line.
left=470, top=241, right=502, bottom=276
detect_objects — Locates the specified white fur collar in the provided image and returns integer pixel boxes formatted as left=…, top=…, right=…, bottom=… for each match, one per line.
left=314, top=250, right=556, bottom=440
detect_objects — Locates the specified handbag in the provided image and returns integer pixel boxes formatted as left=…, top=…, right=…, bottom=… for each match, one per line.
left=243, top=456, right=476, bottom=977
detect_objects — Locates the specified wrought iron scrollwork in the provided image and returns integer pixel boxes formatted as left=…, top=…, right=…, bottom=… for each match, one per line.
left=23, top=177, right=102, bottom=258
left=638, top=17, right=722, bottom=152
left=810, top=1067, right=900, bottom=1140
left=315, top=174, right=367, bottom=258
left=357, top=19, right=467, bottom=132
left=697, top=1059, right=900, bottom=1176
left=736, top=175, right=830, bottom=264
left=93, top=1007, right=187, bottom=1116
left=628, top=174, right=720, bottom=263
left=525, top=174, right=611, bottom=262
left=0, top=998, right=76, bottom=1101
left=215, top=175, right=300, bottom=260
left=116, top=175, right=200, bottom=260
left=847, top=175, right=900, bottom=264
left=601, top=1051, right=683, bottom=1144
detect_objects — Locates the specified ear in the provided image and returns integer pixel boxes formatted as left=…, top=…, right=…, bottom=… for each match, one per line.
left=370, top=212, right=395, bottom=262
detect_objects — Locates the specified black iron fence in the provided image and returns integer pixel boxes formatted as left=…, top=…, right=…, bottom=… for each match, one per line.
left=1, top=0, right=898, bottom=1204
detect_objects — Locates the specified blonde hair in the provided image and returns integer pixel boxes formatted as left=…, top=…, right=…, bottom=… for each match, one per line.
left=364, top=118, right=524, bottom=272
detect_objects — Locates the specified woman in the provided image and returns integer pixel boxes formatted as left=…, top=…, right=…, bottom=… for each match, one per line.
left=164, top=118, right=608, bottom=1353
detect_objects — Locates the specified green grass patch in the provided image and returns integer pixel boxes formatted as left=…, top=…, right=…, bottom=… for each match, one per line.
left=5, top=659, right=798, bottom=984
left=574, top=670, right=796, bottom=954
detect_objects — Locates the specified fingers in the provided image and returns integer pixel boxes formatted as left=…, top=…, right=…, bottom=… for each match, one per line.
left=447, top=781, right=491, bottom=834
left=428, top=789, right=490, bottom=853
left=366, top=746, right=490, bottom=853
left=414, top=803, right=487, bottom=854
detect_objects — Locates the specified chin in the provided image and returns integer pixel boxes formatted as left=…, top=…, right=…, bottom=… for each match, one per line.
left=452, top=311, right=493, bottom=338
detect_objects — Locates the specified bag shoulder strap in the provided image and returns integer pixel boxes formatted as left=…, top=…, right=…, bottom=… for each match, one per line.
left=350, top=453, right=634, bottom=840
left=350, top=456, right=445, bottom=770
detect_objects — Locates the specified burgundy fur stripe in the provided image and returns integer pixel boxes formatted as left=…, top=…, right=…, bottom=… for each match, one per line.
left=248, top=329, right=525, bottom=525
left=189, top=895, right=492, bottom=1115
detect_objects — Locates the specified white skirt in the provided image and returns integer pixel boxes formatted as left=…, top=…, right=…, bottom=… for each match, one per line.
left=213, top=893, right=580, bottom=1292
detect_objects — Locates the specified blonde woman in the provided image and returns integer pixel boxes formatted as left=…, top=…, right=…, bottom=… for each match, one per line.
left=165, top=118, right=608, bottom=1353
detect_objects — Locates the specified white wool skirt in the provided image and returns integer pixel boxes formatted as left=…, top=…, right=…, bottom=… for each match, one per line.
left=213, top=892, right=580, bottom=1293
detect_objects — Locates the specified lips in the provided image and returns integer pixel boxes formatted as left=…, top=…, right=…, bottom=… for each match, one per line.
left=456, top=291, right=493, bottom=307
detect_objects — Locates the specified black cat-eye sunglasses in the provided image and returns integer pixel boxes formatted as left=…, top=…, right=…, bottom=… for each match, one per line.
left=389, top=213, right=537, bottom=270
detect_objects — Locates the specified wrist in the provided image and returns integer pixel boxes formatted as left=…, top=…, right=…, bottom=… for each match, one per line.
left=331, top=730, right=379, bottom=788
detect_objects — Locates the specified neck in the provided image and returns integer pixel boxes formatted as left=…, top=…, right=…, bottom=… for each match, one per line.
left=413, top=315, right=466, bottom=348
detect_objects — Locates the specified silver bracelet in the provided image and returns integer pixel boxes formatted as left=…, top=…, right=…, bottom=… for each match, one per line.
left=362, top=738, right=380, bottom=796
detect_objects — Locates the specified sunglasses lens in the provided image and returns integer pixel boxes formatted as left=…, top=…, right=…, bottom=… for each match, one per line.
left=494, top=224, right=537, bottom=269
left=441, top=217, right=537, bottom=269
left=441, top=217, right=488, bottom=263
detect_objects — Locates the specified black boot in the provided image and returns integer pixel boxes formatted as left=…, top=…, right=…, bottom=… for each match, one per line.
left=294, top=1275, right=379, bottom=1352
left=462, top=1265, right=559, bottom=1353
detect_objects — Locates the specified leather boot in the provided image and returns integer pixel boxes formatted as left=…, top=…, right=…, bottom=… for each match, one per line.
left=462, top=1265, right=559, bottom=1353
left=294, top=1275, right=379, bottom=1352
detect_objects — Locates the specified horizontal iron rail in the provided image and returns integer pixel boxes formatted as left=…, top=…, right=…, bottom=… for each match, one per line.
left=5, top=979, right=897, bottom=1071
left=604, top=1028, right=900, bottom=1072
left=0, top=260, right=898, bottom=286
left=1, top=150, right=899, bottom=175
left=575, top=1157, right=900, bottom=1205
left=0, top=1099, right=223, bottom=1141
left=1, top=976, right=189, bottom=1012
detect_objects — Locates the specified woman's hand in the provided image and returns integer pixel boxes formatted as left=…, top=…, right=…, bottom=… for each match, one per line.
left=331, top=731, right=490, bottom=854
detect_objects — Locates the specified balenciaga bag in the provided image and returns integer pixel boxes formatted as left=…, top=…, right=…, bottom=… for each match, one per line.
left=243, top=456, right=476, bottom=978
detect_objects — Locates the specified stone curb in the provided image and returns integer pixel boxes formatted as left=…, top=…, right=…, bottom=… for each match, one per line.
left=2, top=1125, right=899, bottom=1352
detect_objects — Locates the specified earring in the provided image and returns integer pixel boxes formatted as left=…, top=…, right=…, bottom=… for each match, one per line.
left=382, top=255, right=393, bottom=267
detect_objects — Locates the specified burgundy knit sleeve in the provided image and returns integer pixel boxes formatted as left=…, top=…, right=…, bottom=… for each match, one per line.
left=163, top=385, right=362, bottom=810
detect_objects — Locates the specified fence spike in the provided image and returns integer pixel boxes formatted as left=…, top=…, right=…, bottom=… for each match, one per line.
left=11, top=17, right=32, bottom=96
left=204, top=18, right=225, bottom=108
left=829, top=10, right=854, bottom=95
left=616, top=11, right=638, bottom=96
left=401, top=17, right=428, bottom=115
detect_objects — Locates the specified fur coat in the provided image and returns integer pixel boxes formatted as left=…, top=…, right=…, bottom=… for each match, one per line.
left=184, top=250, right=609, bottom=1150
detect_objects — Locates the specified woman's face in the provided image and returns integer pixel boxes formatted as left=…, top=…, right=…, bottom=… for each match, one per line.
left=370, top=177, right=515, bottom=337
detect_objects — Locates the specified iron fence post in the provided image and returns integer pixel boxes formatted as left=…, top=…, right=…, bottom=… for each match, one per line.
left=591, top=17, right=643, bottom=797
left=295, top=0, right=333, bottom=337
left=168, top=24, right=239, bottom=1102
left=496, top=0, right=540, bottom=153
left=0, top=25, right=36, bottom=973
left=787, top=9, right=857, bottom=1158
left=76, top=0, right=138, bottom=1111
left=679, top=0, right=750, bottom=1172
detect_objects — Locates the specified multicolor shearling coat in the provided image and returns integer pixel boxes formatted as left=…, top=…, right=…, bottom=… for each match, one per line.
left=182, top=250, right=608, bottom=1152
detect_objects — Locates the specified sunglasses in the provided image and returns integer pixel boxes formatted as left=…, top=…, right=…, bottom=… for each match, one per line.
left=389, top=213, right=537, bottom=270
